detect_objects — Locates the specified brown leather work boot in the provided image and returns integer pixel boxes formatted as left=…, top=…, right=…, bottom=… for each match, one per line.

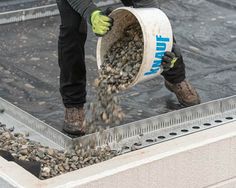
left=165, top=79, right=201, bottom=107
left=63, top=107, right=86, bottom=136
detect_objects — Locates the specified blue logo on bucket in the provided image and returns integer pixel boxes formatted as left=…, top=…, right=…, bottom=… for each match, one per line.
left=144, top=35, right=170, bottom=76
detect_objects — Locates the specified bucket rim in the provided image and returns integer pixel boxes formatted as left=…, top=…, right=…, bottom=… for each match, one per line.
left=96, top=7, right=173, bottom=90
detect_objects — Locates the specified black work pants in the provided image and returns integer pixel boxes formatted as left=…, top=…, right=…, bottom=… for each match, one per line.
left=57, top=0, right=186, bottom=108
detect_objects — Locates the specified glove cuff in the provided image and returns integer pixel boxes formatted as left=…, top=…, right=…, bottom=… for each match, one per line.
left=83, top=4, right=99, bottom=25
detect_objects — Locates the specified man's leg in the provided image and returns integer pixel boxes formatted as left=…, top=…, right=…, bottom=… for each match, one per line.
left=161, top=41, right=200, bottom=106
left=120, top=0, right=134, bottom=6
left=57, top=0, right=87, bottom=135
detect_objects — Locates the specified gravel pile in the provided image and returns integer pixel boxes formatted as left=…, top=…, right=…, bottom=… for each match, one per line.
left=0, top=124, right=116, bottom=180
left=85, top=22, right=144, bottom=130
left=102, top=23, right=143, bottom=89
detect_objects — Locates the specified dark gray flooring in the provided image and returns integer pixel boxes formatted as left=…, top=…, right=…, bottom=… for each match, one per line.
left=0, top=0, right=235, bottom=133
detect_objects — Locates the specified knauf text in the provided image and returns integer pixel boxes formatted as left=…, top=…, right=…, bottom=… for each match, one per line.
left=144, top=35, right=170, bottom=76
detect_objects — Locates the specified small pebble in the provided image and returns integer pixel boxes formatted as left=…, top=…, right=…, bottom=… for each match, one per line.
left=24, top=83, right=35, bottom=89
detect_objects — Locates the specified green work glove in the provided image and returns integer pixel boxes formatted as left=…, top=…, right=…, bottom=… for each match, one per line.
left=91, top=10, right=113, bottom=36
left=161, top=44, right=182, bottom=71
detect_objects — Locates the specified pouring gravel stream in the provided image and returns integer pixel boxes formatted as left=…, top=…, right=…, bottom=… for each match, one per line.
left=84, top=22, right=144, bottom=132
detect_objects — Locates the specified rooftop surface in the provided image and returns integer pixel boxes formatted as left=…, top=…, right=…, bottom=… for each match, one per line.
left=0, top=0, right=235, bottom=133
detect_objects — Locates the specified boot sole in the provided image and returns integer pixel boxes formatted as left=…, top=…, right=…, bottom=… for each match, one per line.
left=63, top=124, right=85, bottom=136
left=63, top=128, right=85, bottom=136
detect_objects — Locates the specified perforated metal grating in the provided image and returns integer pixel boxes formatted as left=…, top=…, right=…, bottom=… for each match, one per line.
left=0, top=96, right=235, bottom=151
left=73, top=95, right=236, bottom=152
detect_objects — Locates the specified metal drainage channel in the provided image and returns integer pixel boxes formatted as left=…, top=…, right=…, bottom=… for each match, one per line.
left=73, top=95, right=236, bottom=153
left=0, top=0, right=120, bottom=25
left=118, top=114, right=236, bottom=153
left=0, top=96, right=235, bottom=152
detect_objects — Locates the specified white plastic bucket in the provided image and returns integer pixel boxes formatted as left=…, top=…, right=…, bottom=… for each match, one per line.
left=96, top=7, right=173, bottom=88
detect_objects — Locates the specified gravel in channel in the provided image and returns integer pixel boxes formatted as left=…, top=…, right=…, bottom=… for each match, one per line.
left=0, top=126, right=117, bottom=180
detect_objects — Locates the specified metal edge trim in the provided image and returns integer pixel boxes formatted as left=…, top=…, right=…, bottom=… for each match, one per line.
left=0, top=97, right=72, bottom=149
